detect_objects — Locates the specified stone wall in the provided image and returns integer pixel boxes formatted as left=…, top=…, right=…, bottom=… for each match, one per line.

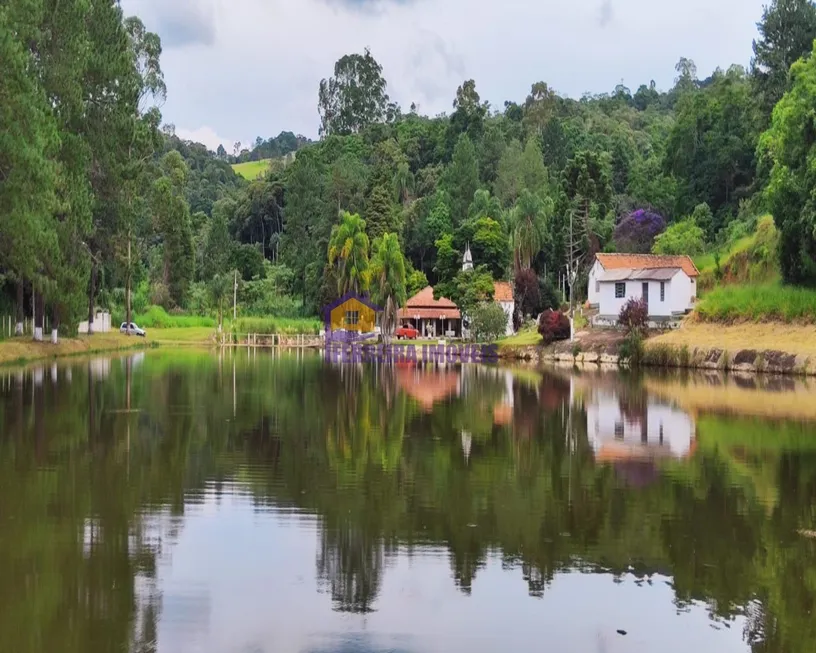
left=498, top=343, right=816, bottom=376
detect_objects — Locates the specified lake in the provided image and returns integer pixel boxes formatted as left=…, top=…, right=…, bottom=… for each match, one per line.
left=1, top=349, right=815, bottom=653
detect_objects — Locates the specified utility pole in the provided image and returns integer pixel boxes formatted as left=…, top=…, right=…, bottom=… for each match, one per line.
left=233, top=270, right=238, bottom=321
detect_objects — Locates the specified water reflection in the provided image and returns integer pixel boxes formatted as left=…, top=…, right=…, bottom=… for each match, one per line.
left=0, top=353, right=815, bottom=652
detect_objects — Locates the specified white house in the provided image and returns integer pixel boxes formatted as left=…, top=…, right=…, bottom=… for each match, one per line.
left=587, top=253, right=699, bottom=323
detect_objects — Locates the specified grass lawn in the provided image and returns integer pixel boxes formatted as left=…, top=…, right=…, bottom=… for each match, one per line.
left=150, top=327, right=218, bottom=344
left=232, top=159, right=271, bottom=180
left=0, top=333, right=153, bottom=367
left=647, top=321, right=816, bottom=358
left=498, top=328, right=541, bottom=347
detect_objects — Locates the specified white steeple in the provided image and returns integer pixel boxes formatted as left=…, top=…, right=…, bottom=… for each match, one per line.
left=462, top=243, right=473, bottom=271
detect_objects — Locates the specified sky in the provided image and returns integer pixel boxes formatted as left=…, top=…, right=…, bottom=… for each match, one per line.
left=120, top=0, right=767, bottom=152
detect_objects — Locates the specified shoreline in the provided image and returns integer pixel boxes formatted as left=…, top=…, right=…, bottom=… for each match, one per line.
left=0, top=334, right=157, bottom=368
left=498, top=343, right=816, bottom=376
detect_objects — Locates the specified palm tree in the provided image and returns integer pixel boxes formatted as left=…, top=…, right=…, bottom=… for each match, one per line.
left=468, top=188, right=502, bottom=223
left=393, top=162, right=414, bottom=206
left=328, top=211, right=371, bottom=295
left=509, top=189, right=552, bottom=271
left=370, top=232, right=407, bottom=343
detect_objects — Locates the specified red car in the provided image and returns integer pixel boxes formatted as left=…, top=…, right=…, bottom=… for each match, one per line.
left=395, top=324, right=419, bottom=340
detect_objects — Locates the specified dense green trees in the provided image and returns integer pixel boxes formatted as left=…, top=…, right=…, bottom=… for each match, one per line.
left=751, top=0, right=816, bottom=124
left=6, top=3, right=816, bottom=329
left=760, top=40, right=816, bottom=285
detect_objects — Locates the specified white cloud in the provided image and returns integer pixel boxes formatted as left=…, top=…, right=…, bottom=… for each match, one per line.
left=173, top=126, right=243, bottom=152
left=122, top=0, right=765, bottom=146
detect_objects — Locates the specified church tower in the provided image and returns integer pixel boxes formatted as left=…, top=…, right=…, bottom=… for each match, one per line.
left=462, top=243, right=473, bottom=271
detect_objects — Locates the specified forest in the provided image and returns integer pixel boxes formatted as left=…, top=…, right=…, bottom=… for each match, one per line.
left=4, top=0, right=816, bottom=339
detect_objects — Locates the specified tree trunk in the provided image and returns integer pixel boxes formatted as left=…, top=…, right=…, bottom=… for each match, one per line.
left=33, top=291, right=44, bottom=341
left=88, top=258, right=97, bottom=335
left=15, top=280, right=24, bottom=336
left=51, top=304, right=60, bottom=344
left=125, top=236, right=132, bottom=336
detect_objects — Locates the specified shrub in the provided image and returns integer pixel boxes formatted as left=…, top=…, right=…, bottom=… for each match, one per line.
left=470, top=302, right=508, bottom=342
left=643, top=343, right=675, bottom=367
left=618, top=332, right=644, bottom=367
left=618, top=298, right=648, bottom=334
left=538, top=309, right=571, bottom=345
left=539, top=277, right=562, bottom=312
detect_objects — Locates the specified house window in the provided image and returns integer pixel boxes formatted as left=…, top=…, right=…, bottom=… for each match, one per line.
left=595, top=280, right=600, bottom=293
left=614, top=421, right=624, bottom=440
left=660, top=281, right=665, bottom=302
left=615, top=282, right=625, bottom=298
left=344, top=310, right=359, bottom=326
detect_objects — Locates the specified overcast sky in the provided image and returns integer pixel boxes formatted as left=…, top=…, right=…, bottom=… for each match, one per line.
left=120, top=0, right=767, bottom=151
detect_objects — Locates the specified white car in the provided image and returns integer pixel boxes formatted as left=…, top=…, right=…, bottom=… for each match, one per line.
left=120, top=322, right=146, bottom=337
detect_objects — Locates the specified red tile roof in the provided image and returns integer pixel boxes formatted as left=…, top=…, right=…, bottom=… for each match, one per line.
left=398, top=307, right=461, bottom=320
left=596, top=253, right=699, bottom=277
left=493, top=281, right=513, bottom=302
left=405, top=286, right=458, bottom=309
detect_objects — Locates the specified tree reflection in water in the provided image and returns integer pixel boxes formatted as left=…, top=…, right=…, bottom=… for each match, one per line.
left=0, top=352, right=815, bottom=652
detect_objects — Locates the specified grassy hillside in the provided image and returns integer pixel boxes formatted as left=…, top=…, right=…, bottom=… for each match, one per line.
left=695, top=215, right=779, bottom=290
left=685, top=215, right=816, bottom=323
left=232, top=159, right=271, bottom=180
left=696, top=283, right=816, bottom=322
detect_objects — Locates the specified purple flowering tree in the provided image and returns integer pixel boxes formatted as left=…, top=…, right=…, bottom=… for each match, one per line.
left=613, top=209, right=667, bottom=253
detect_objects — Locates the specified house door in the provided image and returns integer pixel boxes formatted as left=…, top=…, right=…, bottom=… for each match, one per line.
left=642, top=282, right=649, bottom=308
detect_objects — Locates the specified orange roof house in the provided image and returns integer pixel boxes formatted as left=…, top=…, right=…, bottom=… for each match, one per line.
left=493, top=281, right=514, bottom=302
left=594, top=253, right=699, bottom=278
left=398, top=286, right=461, bottom=338
left=588, top=253, right=699, bottom=320
left=399, top=286, right=461, bottom=320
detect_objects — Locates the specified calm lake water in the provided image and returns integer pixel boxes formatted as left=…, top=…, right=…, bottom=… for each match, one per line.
left=1, top=350, right=815, bottom=653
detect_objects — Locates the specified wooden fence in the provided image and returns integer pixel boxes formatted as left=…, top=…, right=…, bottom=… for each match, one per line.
left=217, top=332, right=323, bottom=348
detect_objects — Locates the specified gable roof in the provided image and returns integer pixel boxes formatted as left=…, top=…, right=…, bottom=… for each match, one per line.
left=323, top=292, right=381, bottom=319
left=405, top=286, right=458, bottom=309
left=599, top=267, right=682, bottom=281
left=595, top=253, right=699, bottom=277
left=493, top=281, right=513, bottom=302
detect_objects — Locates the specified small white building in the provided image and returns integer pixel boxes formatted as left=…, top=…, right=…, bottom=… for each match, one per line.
left=588, top=254, right=699, bottom=324
left=493, top=281, right=515, bottom=336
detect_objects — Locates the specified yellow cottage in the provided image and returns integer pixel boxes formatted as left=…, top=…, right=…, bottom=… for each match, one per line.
left=325, top=292, right=380, bottom=334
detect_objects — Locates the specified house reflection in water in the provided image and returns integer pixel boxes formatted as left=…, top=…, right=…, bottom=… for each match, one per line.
left=585, top=384, right=696, bottom=475
left=395, top=364, right=460, bottom=412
